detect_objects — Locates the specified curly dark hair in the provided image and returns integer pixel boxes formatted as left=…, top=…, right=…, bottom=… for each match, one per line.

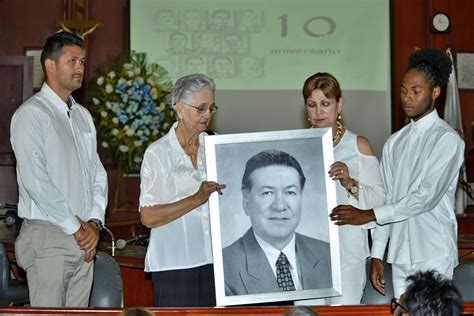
left=403, top=270, right=463, bottom=316
left=407, top=48, right=452, bottom=88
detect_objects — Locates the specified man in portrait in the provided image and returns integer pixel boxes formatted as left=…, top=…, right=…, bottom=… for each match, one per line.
left=210, top=9, right=232, bottom=31
left=210, top=56, right=234, bottom=78
left=184, top=56, right=206, bottom=74
left=239, top=56, right=262, bottom=78
left=166, top=32, right=191, bottom=55
left=223, top=149, right=332, bottom=296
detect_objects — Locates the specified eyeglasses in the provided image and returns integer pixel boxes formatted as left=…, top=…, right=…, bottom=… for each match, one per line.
left=391, top=298, right=408, bottom=315
left=185, top=103, right=219, bottom=115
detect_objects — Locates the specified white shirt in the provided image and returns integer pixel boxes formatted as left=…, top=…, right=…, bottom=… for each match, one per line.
left=254, top=232, right=303, bottom=290
left=334, top=130, right=385, bottom=266
left=371, top=110, right=464, bottom=265
left=139, top=121, right=212, bottom=272
left=10, top=83, right=108, bottom=235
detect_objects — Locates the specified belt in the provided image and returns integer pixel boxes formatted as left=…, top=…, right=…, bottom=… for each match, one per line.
left=23, top=218, right=53, bottom=226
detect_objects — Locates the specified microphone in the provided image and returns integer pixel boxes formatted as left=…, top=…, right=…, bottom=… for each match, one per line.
left=0, top=202, right=17, bottom=209
left=116, top=235, right=149, bottom=249
left=102, top=226, right=116, bottom=256
left=5, top=215, right=18, bottom=226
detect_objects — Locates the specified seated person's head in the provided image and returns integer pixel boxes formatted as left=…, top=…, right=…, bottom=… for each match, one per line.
left=283, top=306, right=319, bottom=316
left=394, top=270, right=463, bottom=316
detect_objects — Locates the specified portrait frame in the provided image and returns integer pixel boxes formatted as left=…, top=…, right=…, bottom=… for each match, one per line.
left=205, top=128, right=341, bottom=306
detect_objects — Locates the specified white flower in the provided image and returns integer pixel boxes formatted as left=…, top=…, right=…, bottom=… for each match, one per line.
left=112, top=117, right=119, bottom=124
left=126, top=70, right=134, bottom=78
left=108, top=71, right=116, bottom=79
left=100, top=111, right=107, bottom=118
left=92, top=97, right=100, bottom=105
left=97, top=77, right=104, bottom=86
left=151, top=88, right=158, bottom=100
left=136, top=77, right=144, bottom=84
left=163, top=122, right=170, bottom=130
left=146, top=78, right=155, bottom=86
left=119, top=145, right=129, bottom=153
left=136, top=130, right=143, bottom=136
left=133, top=140, right=142, bottom=147
left=101, top=141, right=109, bottom=148
left=118, top=78, right=126, bottom=85
left=125, top=128, right=135, bottom=137
left=112, top=128, right=119, bottom=136
left=134, top=67, right=141, bottom=75
left=152, top=129, right=159, bottom=136
left=158, top=102, right=165, bottom=111
left=105, top=84, right=113, bottom=94
left=134, top=156, right=142, bottom=163
left=123, top=63, right=132, bottom=70
left=105, top=101, right=112, bottom=109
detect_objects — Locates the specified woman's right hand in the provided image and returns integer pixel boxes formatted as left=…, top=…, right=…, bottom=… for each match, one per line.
left=194, top=181, right=226, bottom=205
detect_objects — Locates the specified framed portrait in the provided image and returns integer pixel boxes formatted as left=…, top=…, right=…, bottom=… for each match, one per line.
left=457, top=52, right=474, bottom=90
left=205, top=128, right=341, bottom=306
left=24, top=48, right=44, bottom=89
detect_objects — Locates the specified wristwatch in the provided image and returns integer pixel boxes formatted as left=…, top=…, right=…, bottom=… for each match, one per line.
left=346, top=180, right=360, bottom=195
left=350, top=184, right=359, bottom=194
left=88, top=218, right=104, bottom=232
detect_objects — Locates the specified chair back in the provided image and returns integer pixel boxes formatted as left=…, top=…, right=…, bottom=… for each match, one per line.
left=453, top=260, right=474, bottom=301
left=0, top=242, right=29, bottom=306
left=88, top=251, right=123, bottom=307
left=361, top=259, right=395, bottom=304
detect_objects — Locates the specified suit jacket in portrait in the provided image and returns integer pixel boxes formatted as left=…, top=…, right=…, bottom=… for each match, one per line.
left=222, top=228, right=332, bottom=296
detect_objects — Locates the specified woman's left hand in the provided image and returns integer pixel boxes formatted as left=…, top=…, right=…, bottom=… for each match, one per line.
left=329, top=161, right=352, bottom=188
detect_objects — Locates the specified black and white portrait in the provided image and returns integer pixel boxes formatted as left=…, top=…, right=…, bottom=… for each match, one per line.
left=205, top=128, right=342, bottom=306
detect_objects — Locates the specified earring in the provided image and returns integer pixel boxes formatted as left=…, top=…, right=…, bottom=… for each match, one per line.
left=337, top=114, right=342, bottom=121
left=307, top=117, right=310, bottom=122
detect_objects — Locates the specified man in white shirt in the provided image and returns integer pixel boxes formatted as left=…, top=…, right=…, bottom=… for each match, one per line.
left=10, top=32, right=108, bottom=307
left=223, top=150, right=331, bottom=296
left=329, top=48, right=464, bottom=298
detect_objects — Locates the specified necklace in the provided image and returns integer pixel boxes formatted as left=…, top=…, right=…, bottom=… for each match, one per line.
left=332, top=120, right=345, bottom=145
left=176, top=126, right=198, bottom=160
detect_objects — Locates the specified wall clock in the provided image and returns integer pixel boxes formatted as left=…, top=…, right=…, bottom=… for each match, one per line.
left=431, top=12, right=450, bottom=33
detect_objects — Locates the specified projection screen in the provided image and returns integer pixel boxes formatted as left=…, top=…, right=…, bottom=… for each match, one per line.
left=130, top=0, right=391, bottom=157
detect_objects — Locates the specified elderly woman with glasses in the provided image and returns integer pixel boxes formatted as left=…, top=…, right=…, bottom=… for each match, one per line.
left=139, top=73, right=226, bottom=307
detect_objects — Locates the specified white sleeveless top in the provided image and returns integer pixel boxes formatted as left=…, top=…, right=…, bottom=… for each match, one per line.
left=333, top=129, right=385, bottom=265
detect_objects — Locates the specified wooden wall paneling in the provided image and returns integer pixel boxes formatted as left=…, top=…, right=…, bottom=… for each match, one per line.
left=391, top=0, right=429, bottom=132
left=86, top=0, right=129, bottom=83
left=0, top=0, right=65, bottom=56
left=0, top=56, right=33, bottom=204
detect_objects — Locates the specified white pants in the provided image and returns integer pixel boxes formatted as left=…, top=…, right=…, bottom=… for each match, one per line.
left=391, top=256, right=456, bottom=298
left=326, top=260, right=366, bottom=305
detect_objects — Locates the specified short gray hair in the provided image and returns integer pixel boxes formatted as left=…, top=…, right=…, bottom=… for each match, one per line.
left=171, top=73, right=216, bottom=107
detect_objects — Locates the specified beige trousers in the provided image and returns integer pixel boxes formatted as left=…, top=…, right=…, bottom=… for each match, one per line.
left=15, top=219, right=93, bottom=307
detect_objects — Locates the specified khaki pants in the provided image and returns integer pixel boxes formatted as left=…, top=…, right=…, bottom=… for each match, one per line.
left=15, top=219, right=93, bottom=307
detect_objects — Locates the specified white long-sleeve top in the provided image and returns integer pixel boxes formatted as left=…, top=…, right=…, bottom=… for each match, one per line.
left=334, top=130, right=385, bottom=266
left=10, top=83, right=108, bottom=235
left=139, top=121, right=212, bottom=272
left=371, top=110, right=464, bottom=265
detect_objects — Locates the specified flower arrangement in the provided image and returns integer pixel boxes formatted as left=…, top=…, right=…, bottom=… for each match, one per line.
left=89, top=51, right=175, bottom=172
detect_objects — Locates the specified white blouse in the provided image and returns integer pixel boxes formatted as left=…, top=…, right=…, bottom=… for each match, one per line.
left=139, top=121, right=212, bottom=272
left=334, top=130, right=385, bottom=266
